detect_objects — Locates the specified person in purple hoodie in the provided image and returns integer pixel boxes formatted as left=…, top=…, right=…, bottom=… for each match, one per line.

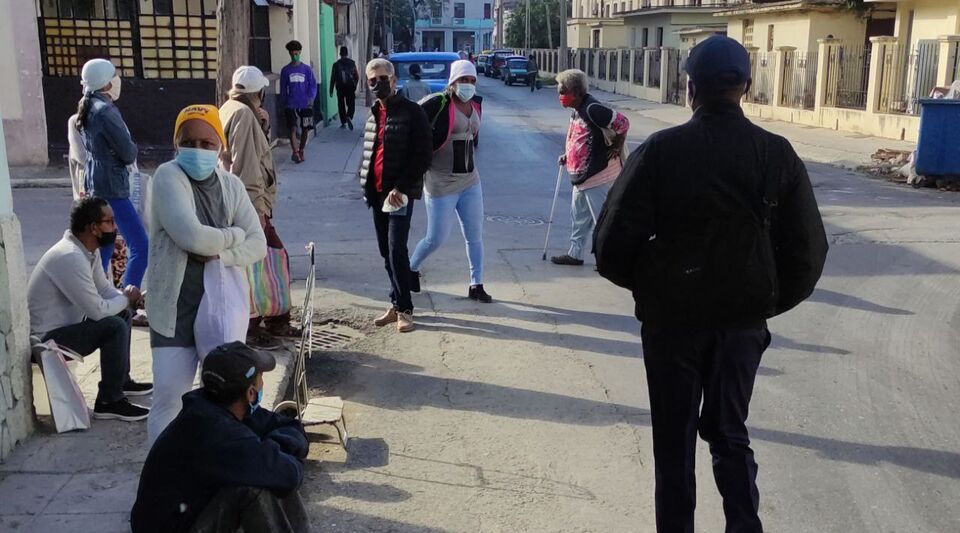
left=279, top=40, right=318, bottom=164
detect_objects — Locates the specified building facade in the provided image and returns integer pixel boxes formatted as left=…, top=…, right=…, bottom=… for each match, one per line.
left=568, top=0, right=735, bottom=49
left=721, top=0, right=896, bottom=53
left=415, top=0, right=495, bottom=52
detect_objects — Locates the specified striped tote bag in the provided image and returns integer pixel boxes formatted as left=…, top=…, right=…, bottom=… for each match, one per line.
left=246, top=246, right=293, bottom=318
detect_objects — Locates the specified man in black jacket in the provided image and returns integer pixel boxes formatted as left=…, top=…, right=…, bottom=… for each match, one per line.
left=330, top=46, right=360, bottom=129
left=359, top=58, right=433, bottom=333
left=594, top=36, right=827, bottom=532
left=131, top=342, right=310, bottom=533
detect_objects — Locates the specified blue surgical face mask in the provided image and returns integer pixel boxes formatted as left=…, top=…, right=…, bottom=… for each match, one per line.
left=454, top=82, right=476, bottom=102
left=249, top=387, right=263, bottom=414
left=175, top=147, right=219, bottom=181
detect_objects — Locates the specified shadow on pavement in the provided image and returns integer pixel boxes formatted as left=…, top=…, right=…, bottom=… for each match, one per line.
left=809, top=288, right=914, bottom=315
left=753, top=427, right=960, bottom=480
left=306, top=351, right=650, bottom=426
left=770, top=334, right=852, bottom=356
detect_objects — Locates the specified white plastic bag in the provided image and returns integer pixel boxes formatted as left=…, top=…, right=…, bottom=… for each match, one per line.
left=128, top=162, right=152, bottom=231
left=195, top=260, right=250, bottom=359
left=36, top=340, right=91, bottom=433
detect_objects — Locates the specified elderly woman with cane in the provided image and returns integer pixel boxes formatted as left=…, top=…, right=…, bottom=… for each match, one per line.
left=412, top=59, right=492, bottom=303
left=550, top=69, right=630, bottom=267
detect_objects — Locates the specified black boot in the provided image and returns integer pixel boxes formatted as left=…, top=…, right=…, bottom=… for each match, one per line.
left=410, top=271, right=421, bottom=293
left=468, top=284, right=492, bottom=303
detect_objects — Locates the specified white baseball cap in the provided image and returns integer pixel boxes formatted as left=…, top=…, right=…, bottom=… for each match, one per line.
left=232, top=66, right=270, bottom=93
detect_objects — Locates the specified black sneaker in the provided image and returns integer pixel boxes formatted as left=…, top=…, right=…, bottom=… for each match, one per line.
left=468, top=284, right=493, bottom=303
left=93, top=398, right=149, bottom=422
left=123, top=380, right=153, bottom=396
left=550, top=254, right=584, bottom=266
left=410, top=271, right=421, bottom=293
left=347, top=122, right=354, bottom=131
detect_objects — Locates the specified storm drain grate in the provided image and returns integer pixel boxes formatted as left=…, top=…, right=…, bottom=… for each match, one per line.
left=486, top=214, right=545, bottom=226
left=297, top=324, right=363, bottom=353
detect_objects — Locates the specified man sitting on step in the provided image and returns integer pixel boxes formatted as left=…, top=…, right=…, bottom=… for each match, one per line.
left=27, top=196, right=152, bottom=422
left=131, top=341, right=311, bottom=533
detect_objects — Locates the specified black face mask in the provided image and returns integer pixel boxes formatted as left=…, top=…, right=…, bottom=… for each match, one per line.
left=97, top=231, right=118, bottom=247
left=372, top=80, right=392, bottom=100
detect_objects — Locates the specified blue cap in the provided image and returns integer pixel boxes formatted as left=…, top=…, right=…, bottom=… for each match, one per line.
left=684, top=35, right=751, bottom=87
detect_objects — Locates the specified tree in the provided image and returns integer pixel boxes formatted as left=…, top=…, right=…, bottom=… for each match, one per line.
left=216, top=0, right=250, bottom=104
left=505, top=0, right=561, bottom=49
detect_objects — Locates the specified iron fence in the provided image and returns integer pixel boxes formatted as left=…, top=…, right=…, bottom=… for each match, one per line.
left=647, top=49, right=661, bottom=88
left=609, top=50, right=618, bottom=81
left=745, top=52, right=774, bottom=104
left=877, top=40, right=939, bottom=115
left=824, top=43, right=871, bottom=110
left=665, top=48, right=688, bottom=106
left=780, top=50, right=817, bottom=110
left=633, top=49, right=644, bottom=85
left=598, top=50, right=607, bottom=79
left=621, top=49, right=630, bottom=81
left=953, top=41, right=960, bottom=82
left=588, top=49, right=596, bottom=77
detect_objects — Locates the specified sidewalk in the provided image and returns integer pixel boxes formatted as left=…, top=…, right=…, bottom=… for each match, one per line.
left=0, top=123, right=362, bottom=532
left=589, top=89, right=917, bottom=170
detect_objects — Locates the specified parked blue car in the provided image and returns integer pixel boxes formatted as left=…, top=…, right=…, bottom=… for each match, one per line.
left=390, top=52, right=461, bottom=96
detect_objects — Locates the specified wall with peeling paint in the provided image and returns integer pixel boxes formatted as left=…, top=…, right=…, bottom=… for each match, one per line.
left=0, top=0, right=49, bottom=166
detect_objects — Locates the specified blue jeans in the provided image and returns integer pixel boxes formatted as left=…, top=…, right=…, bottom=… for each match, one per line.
left=568, top=183, right=611, bottom=260
left=410, top=182, right=485, bottom=286
left=99, top=198, right=149, bottom=288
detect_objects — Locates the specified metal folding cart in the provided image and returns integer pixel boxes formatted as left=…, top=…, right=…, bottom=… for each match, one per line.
left=274, top=243, right=348, bottom=449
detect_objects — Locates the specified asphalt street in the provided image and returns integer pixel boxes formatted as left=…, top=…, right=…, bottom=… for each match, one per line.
left=11, top=80, right=960, bottom=532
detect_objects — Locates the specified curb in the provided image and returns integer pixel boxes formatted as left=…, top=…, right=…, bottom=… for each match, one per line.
left=12, top=179, right=72, bottom=189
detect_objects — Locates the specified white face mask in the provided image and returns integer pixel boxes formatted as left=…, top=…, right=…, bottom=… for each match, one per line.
left=454, top=82, right=476, bottom=102
left=105, top=75, right=122, bottom=101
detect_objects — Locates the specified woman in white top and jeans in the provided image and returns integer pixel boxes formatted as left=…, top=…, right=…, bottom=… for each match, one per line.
left=412, top=60, right=491, bottom=303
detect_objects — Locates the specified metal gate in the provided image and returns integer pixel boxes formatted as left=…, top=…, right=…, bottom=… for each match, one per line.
left=909, top=40, right=939, bottom=114
left=36, top=0, right=219, bottom=159
left=665, top=48, right=687, bottom=106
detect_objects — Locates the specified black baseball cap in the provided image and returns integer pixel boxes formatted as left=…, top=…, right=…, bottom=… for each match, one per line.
left=201, top=341, right=276, bottom=395
left=684, top=35, right=751, bottom=87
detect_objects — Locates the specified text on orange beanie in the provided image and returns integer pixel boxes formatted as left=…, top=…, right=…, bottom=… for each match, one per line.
left=173, top=104, right=227, bottom=148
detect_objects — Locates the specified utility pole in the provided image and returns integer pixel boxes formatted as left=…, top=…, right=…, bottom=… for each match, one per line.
left=216, top=0, right=251, bottom=105
left=545, top=2, right=552, bottom=50
left=559, top=0, right=568, bottom=69
left=524, top=0, right=530, bottom=52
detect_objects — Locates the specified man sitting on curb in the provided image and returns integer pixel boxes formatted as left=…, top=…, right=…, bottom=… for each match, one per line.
left=131, top=341, right=311, bottom=533
left=27, top=196, right=152, bottom=421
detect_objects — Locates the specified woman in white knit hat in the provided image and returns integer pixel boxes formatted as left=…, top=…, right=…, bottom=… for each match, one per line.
left=413, top=59, right=491, bottom=303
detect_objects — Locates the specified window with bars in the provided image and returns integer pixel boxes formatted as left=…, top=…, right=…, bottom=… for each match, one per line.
left=37, top=0, right=218, bottom=80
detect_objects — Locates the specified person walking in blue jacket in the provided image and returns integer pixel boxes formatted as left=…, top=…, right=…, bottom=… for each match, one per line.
left=76, top=58, right=148, bottom=288
left=279, top=40, right=318, bottom=163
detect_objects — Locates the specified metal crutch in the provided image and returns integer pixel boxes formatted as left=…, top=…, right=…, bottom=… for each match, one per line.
left=541, top=166, right=565, bottom=260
